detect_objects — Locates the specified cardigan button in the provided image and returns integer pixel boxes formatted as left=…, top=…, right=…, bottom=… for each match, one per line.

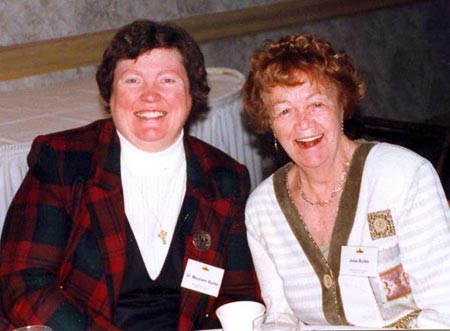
left=323, top=274, right=333, bottom=289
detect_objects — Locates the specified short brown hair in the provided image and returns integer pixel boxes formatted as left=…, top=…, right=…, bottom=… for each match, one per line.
left=242, top=33, right=366, bottom=134
left=96, top=19, right=210, bottom=119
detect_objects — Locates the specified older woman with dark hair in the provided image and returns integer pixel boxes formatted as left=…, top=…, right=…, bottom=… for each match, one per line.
left=0, top=20, right=260, bottom=331
left=243, top=33, right=450, bottom=328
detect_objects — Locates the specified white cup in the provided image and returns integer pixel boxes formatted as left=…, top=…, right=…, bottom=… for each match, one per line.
left=12, top=326, right=54, bottom=331
left=216, top=301, right=266, bottom=331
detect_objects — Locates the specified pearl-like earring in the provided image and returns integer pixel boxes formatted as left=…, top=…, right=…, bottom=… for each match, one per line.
left=273, top=131, right=279, bottom=152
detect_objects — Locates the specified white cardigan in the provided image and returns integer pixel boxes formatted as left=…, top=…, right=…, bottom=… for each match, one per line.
left=245, top=143, right=450, bottom=328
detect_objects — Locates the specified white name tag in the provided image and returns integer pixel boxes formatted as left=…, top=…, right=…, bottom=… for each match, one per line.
left=181, top=259, right=224, bottom=297
left=340, top=246, right=378, bottom=277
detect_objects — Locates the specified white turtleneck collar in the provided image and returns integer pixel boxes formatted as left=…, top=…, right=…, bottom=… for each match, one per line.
left=117, top=130, right=185, bottom=176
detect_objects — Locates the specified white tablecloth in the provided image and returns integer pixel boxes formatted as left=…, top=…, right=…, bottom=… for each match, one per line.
left=189, top=68, right=263, bottom=187
left=0, top=68, right=263, bottom=229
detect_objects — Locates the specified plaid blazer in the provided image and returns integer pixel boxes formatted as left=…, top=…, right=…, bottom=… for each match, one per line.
left=0, top=119, right=260, bottom=331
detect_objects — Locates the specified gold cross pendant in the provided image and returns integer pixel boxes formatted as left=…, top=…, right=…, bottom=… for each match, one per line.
left=158, top=229, right=168, bottom=245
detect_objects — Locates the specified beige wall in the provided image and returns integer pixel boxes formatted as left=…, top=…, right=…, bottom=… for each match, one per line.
left=0, top=0, right=448, bottom=123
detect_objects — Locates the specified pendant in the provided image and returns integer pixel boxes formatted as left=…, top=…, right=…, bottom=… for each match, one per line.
left=158, top=229, right=168, bottom=245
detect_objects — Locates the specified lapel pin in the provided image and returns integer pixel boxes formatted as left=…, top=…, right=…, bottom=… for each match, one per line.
left=193, top=230, right=211, bottom=251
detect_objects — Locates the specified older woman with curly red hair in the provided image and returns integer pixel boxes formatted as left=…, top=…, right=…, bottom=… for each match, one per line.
left=243, top=33, right=450, bottom=328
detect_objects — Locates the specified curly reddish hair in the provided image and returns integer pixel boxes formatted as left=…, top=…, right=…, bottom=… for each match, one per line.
left=242, top=33, right=366, bottom=134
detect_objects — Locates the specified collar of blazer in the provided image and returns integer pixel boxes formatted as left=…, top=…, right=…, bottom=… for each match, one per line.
left=89, top=119, right=218, bottom=201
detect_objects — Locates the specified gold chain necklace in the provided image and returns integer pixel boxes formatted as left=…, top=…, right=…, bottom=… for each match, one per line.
left=123, top=160, right=178, bottom=245
left=297, top=160, right=351, bottom=207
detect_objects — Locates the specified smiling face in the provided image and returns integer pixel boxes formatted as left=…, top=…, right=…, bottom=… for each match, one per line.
left=110, top=48, right=192, bottom=152
left=265, top=75, right=344, bottom=171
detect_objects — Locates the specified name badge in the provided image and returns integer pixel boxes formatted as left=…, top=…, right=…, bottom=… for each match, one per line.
left=340, top=246, right=378, bottom=277
left=181, top=259, right=224, bottom=297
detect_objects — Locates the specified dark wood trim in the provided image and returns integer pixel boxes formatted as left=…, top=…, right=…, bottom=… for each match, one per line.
left=0, top=0, right=416, bottom=81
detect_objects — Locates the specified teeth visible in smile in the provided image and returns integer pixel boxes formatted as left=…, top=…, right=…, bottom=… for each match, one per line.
left=296, top=134, right=323, bottom=143
left=135, top=111, right=166, bottom=119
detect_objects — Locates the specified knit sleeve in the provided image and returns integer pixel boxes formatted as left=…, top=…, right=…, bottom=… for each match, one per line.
left=396, top=160, right=450, bottom=328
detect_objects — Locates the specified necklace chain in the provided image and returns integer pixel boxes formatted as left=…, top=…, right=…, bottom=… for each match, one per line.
left=123, top=160, right=177, bottom=245
left=297, top=160, right=351, bottom=207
